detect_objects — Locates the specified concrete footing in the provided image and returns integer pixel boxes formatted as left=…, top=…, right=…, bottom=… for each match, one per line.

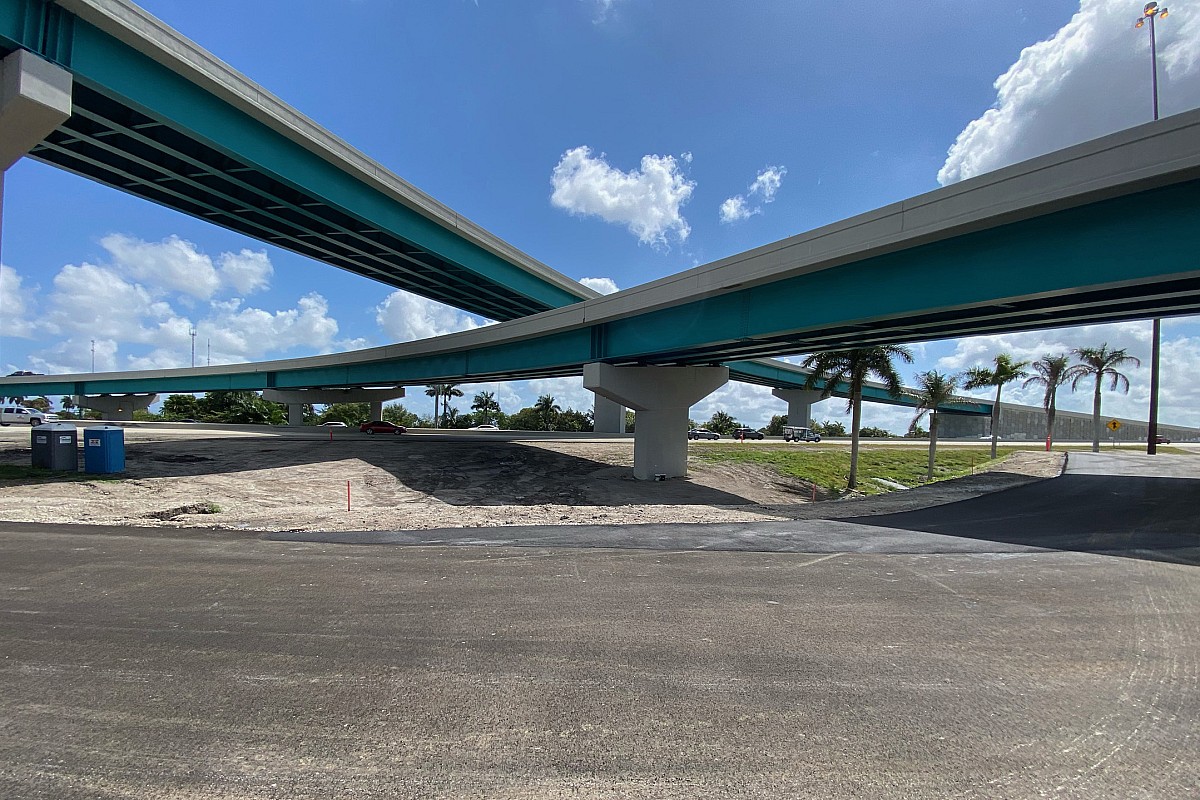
left=584, top=363, right=728, bottom=480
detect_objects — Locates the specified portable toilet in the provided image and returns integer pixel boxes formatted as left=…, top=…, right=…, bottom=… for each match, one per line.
left=31, top=423, right=78, bottom=471
left=83, top=425, right=125, bottom=474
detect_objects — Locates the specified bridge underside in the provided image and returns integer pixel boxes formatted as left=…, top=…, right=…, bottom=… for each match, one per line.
left=0, top=0, right=589, bottom=320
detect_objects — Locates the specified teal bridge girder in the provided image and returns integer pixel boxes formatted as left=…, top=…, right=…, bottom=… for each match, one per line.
left=0, top=0, right=592, bottom=321
left=4, top=106, right=1200, bottom=417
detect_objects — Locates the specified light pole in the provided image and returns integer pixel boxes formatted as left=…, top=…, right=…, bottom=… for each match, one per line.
left=189, top=328, right=196, bottom=368
left=1135, top=2, right=1167, bottom=455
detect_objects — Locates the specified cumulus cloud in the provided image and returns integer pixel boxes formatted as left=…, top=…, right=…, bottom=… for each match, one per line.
left=719, top=165, right=787, bottom=224
left=932, top=320, right=1200, bottom=427
left=375, top=290, right=488, bottom=342
left=44, top=262, right=172, bottom=340
left=0, top=265, right=35, bottom=338
left=718, top=196, right=753, bottom=224
left=101, top=233, right=221, bottom=299
left=218, top=249, right=273, bottom=295
left=15, top=234, right=341, bottom=371
left=938, top=0, right=1200, bottom=185
left=588, top=0, right=623, bottom=24
left=580, top=276, right=619, bottom=295
left=207, top=293, right=340, bottom=359
left=28, top=337, right=118, bottom=375
left=550, top=146, right=695, bottom=247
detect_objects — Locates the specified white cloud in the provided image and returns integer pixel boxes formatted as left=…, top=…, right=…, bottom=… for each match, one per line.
left=8, top=233, right=340, bottom=372
left=206, top=293, right=339, bottom=359
left=720, top=165, right=787, bottom=224
left=550, top=146, right=695, bottom=247
left=0, top=265, right=35, bottom=338
left=29, top=337, right=118, bottom=375
left=375, top=290, right=487, bottom=342
left=218, top=249, right=273, bottom=295
left=588, top=0, right=623, bottom=24
left=748, top=166, right=785, bottom=201
left=932, top=319, right=1200, bottom=427
left=101, top=233, right=221, bottom=299
left=44, top=262, right=172, bottom=340
left=938, top=0, right=1200, bottom=185
left=718, top=196, right=753, bottom=224
left=580, top=276, right=619, bottom=295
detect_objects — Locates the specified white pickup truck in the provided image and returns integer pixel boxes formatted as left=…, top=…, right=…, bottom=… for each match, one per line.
left=0, top=405, right=48, bottom=426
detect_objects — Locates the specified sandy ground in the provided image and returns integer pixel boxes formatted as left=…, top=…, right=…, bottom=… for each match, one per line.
left=0, top=428, right=1065, bottom=532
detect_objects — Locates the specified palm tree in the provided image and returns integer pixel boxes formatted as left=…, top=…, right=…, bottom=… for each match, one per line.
left=963, top=354, right=1030, bottom=459
left=534, top=394, right=561, bottom=431
left=424, top=385, right=442, bottom=428
left=471, top=391, right=501, bottom=426
left=908, top=370, right=960, bottom=481
left=1022, top=354, right=1070, bottom=450
left=1065, top=344, right=1141, bottom=453
left=801, top=345, right=914, bottom=490
left=441, top=384, right=464, bottom=425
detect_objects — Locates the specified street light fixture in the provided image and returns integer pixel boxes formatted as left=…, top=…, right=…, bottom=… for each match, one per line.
left=1135, top=1, right=1168, bottom=455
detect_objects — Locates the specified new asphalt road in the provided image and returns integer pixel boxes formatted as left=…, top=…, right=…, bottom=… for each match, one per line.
left=0, top=452, right=1196, bottom=798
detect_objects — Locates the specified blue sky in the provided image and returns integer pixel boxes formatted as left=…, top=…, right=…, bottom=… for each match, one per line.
left=2, top=0, right=1200, bottom=431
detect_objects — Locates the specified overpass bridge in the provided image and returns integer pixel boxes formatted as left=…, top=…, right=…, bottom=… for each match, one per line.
left=2, top=1, right=1199, bottom=477
left=4, top=105, right=1199, bottom=474
left=0, top=0, right=592, bottom=320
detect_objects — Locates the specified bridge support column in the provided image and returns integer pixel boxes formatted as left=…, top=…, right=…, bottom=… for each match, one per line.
left=0, top=50, right=73, bottom=258
left=262, top=388, right=405, bottom=426
left=772, top=389, right=825, bottom=428
left=592, top=394, right=625, bottom=434
left=78, top=394, right=158, bottom=422
left=585, top=363, right=728, bottom=480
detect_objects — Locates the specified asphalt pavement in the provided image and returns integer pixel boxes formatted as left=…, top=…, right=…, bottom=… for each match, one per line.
left=0, top=451, right=1197, bottom=799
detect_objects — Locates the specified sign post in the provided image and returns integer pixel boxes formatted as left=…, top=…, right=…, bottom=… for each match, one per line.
left=1107, top=418, right=1121, bottom=449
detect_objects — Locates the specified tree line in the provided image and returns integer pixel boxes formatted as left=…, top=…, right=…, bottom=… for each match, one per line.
left=800, top=343, right=1140, bottom=490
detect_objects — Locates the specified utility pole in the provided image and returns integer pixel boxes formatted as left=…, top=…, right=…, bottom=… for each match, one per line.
left=1135, top=2, right=1168, bottom=455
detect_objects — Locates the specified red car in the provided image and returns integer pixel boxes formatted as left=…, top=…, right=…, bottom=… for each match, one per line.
left=359, top=420, right=406, bottom=435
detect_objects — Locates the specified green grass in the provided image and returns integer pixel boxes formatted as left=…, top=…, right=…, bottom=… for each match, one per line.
left=689, top=444, right=1024, bottom=496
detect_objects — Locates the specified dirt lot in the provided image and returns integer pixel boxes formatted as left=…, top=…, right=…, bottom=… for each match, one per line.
left=0, top=427, right=1064, bottom=532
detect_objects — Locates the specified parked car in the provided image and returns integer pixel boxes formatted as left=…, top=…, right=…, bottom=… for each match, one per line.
left=687, top=428, right=720, bottom=440
left=0, top=405, right=47, bottom=426
left=732, top=427, right=765, bottom=440
left=1153, top=434, right=1171, bottom=445
left=359, top=420, right=406, bottom=435
left=782, top=426, right=822, bottom=443
left=320, top=421, right=348, bottom=427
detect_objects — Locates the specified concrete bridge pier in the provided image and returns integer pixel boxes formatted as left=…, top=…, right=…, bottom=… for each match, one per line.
left=78, top=394, right=158, bottom=421
left=772, top=388, right=826, bottom=429
left=0, top=50, right=73, bottom=252
left=592, top=394, right=626, bottom=434
left=584, top=363, right=728, bottom=480
left=261, top=388, right=406, bottom=426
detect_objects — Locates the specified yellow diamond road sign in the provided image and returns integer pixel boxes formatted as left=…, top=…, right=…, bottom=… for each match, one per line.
left=1107, top=419, right=1122, bottom=431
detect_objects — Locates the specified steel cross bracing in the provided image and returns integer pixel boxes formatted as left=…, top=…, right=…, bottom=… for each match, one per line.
left=28, top=85, right=552, bottom=322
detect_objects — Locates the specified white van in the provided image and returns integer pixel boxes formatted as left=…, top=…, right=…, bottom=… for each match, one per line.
left=0, top=405, right=47, bottom=426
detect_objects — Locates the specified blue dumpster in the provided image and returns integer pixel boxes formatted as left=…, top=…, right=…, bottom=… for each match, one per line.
left=83, top=426, right=125, bottom=474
